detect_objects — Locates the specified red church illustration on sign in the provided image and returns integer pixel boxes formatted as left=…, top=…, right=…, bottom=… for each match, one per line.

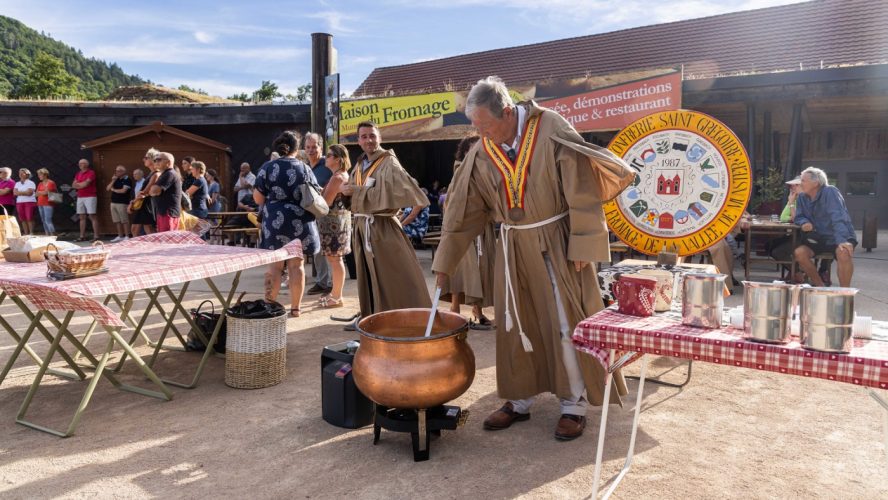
left=657, top=173, right=681, bottom=195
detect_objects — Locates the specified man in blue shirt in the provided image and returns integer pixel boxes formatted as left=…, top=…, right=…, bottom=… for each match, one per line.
left=793, top=166, right=857, bottom=287
left=304, top=132, right=333, bottom=295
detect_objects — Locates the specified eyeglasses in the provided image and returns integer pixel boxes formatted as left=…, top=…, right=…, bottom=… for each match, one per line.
left=153, top=158, right=164, bottom=163
left=325, top=153, right=336, bottom=158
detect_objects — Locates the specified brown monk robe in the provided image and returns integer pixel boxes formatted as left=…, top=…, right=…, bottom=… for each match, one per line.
left=347, top=146, right=431, bottom=317
left=432, top=100, right=630, bottom=422
left=441, top=160, right=496, bottom=322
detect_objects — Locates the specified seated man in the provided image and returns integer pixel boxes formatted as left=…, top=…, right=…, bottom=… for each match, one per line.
left=793, top=166, right=856, bottom=287
left=224, top=189, right=259, bottom=245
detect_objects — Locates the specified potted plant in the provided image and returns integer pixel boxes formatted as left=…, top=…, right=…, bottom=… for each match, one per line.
left=751, top=169, right=786, bottom=215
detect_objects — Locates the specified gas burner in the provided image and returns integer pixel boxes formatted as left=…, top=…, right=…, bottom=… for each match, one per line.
left=373, top=405, right=469, bottom=461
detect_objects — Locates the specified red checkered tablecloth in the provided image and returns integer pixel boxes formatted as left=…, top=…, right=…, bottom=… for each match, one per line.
left=572, top=308, right=888, bottom=390
left=0, top=232, right=303, bottom=327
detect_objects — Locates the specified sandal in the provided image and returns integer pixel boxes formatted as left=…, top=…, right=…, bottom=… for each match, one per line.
left=321, top=296, right=344, bottom=309
left=289, top=307, right=301, bottom=318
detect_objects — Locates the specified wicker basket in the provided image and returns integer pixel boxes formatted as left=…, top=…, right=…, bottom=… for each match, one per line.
left=44, top=241, right=109, bottom=274
left=224, top=312, right=288, bottom=389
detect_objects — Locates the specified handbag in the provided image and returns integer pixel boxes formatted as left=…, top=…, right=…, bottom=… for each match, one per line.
left=300, top=178, right=329, bottom=218
left=0, top=205, right=22, bottom=250
left=187, top=300, right=227, bottom=353
left=131, top=197, right=145, bottom=211
left=47, top=191, right=63, bottom=204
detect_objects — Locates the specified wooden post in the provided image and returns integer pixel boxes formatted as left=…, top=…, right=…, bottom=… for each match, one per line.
left=311, top=33, right=333, bottom=137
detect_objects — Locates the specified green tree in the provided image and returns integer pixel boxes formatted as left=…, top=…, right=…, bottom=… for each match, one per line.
left=16, top=52, right=80, bottom=99
left=227, top=92, right=250, bottom=102
left=252, top=80, right=281, bottom=102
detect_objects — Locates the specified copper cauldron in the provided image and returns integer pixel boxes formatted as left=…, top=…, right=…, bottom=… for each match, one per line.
left=353, top=308, right=475, bottom=409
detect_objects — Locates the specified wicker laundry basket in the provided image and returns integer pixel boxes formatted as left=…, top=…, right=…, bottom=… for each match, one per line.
left=224, top=311, right=288, bottom=389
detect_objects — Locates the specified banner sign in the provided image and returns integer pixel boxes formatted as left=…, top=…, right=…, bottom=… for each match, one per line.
left=340, top=92, right=458, bottom=138
left=603, top=109, right=752, bottom=256
left=340, top=70, right=680, bottom=143
left=324, top=73, right=340, bottom=145
left=537, top=72, right=681, bottom=132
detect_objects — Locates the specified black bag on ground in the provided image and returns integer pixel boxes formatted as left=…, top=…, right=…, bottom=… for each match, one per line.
left=187, top=300, right=227, bottom=353
left=226, top=299, right=286, bottom=319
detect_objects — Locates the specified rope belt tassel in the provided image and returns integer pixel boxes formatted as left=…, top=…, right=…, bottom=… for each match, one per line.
left=500, top=211, right=569, bottom=353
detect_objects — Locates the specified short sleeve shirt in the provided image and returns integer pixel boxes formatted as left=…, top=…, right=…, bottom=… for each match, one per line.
left=153, top=169, right=182, bottom=217
left=74, top=169, right=97, bottom=198
left=110, top=176, right=133, bottom=204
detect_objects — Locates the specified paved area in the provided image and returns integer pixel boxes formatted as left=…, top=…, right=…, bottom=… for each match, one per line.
left=0, top=233, right=885, bottom=498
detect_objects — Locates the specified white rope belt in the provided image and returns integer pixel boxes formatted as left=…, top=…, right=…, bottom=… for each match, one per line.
left=353, top=214, right=375, bottom=256
left=500, top=211, right=569, bottom=352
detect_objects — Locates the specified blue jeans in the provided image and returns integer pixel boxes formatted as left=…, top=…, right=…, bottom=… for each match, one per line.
left=38, top=205, right=55, bottom=234
left=313, top=251, right=332, bottom=289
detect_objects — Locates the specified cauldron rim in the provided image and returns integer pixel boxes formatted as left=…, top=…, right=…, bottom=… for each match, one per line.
left=356, top=308, right=469, bottom=343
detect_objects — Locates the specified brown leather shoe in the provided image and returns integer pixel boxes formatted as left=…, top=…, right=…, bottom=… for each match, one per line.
left=554, top=414, right=587, bottom=441
left=483, top=402, right=530, bottom=430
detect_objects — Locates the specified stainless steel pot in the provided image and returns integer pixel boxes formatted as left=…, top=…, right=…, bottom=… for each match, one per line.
left=799, top=287, right=858, bottom=353
left=682, top=273, right=726, bottom=328
left=742, top=281, right=797, bottom=344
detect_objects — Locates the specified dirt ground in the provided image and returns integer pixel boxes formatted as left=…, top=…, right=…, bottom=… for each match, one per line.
left=0, top=245, right=886, bottom=499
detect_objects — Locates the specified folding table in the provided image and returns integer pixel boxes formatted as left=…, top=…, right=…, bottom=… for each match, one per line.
left=0, top=231, right=302, bottom=437
left=572, top=308, right=888, bottom=499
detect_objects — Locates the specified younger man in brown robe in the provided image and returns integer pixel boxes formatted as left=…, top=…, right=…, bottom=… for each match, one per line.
left=433, top=77, right=633, bottom=441
left=342, top=121, right=431, bottom=316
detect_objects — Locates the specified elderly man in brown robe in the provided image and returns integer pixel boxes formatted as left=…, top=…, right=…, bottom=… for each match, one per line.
left=342, top=121, right=431, bottom=316
left=433, top=76, right=632, bottom=441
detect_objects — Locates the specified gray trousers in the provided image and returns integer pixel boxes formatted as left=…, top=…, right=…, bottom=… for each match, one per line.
left=313, top=252, right=333, bottom=289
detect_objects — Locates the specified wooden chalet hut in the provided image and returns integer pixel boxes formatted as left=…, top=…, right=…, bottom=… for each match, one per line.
left=81, top=121, right=231, bottom=234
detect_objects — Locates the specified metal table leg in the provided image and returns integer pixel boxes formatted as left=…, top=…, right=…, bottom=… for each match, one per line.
left=626, top=359, right=692, bottom=389
left=15, top=310, right=173, bottom=438
left=156, top=272, right=241, bottom=389
left=592, top=351, right=648, bottom=499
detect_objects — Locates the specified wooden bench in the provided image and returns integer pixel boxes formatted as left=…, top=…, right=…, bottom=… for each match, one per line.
left=220, top=228, right=259, bottom=247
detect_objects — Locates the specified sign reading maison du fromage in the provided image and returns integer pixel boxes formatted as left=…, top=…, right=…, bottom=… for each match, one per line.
left=604, top=110, right=752, bottom=257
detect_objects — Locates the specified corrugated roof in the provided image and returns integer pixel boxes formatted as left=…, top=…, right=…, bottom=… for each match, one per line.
left=354, top=0, right=888, bottom=97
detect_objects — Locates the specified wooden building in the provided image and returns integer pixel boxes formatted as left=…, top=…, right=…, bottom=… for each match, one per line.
left=81, top=122, right=231, bottom=233
left=0, top=102, right=309, bottom=233
left=351, top=0, right=888, bottom=226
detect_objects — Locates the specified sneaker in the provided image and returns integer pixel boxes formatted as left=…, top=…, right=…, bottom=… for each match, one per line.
left=819, top=270, right=832, bottom=287
left=306, top=284, right=327, bottom=295
left=111, top=236, right=123, bottom=242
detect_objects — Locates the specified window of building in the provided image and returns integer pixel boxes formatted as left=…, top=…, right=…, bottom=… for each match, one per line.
left=846, top=172, right=877, bottom=196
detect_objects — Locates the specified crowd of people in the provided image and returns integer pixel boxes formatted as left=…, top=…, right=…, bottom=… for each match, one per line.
left=0, top=77, right=862, bottom=447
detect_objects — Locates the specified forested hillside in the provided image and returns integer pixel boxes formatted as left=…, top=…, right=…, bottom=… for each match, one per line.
left=0, top=15, right=144, bottom=99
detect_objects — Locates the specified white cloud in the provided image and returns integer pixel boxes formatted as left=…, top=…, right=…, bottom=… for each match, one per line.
left=89, top=37, right=309, bottom=65
left=305, top=10, right=358, bottom=34
left=193, top=31, right=217, bottom=44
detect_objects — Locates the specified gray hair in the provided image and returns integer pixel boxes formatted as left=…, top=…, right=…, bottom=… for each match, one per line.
left=18, top=168, right=31, bottom=177
left=802, top=166, right=828, bottom=187
left=304, top=132, right=323, bottom=148
left=465, top=76, right=514, bottom=119
left=0, top=167, right=11, bottom=177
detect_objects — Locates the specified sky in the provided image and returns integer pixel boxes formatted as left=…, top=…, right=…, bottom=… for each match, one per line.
left=0, top=0, right=804, bottom=99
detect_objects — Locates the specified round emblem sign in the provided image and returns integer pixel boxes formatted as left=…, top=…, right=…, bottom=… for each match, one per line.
left=604, top=110, right=751, bottom=256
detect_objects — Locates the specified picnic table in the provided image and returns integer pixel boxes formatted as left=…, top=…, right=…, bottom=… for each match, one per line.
left=0, top=231, right=301, bottom=437
left=572, top=308, right=888, bottom=498
left=742, top=219, right=799, bottom=280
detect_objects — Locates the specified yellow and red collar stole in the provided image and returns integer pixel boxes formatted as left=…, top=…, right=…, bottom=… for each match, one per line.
left=482, top=114, right=541, bottom=216
left=354, top=154, right=387, bottom=187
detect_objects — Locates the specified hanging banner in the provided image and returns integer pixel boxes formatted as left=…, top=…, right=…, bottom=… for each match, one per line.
left=537, top=72, right=681, bottom=132
left=340, top=69, right=679, bottom=143
left=324, top=73, right=340, bottom=145
left=603, top=109, right=752, bottom=256
left=340, top=92, right=459, bottom=139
